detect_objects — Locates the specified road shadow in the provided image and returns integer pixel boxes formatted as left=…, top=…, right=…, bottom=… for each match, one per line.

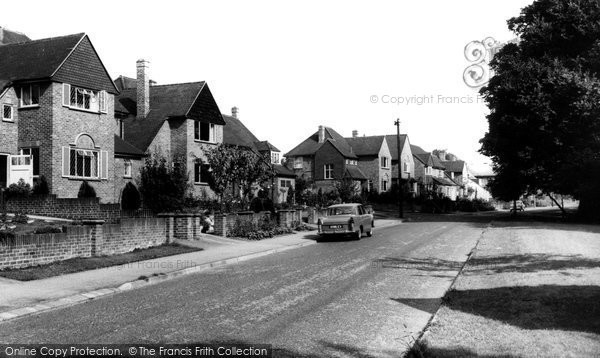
left=391, top=297, right=441, bottom=314
left=405, top=341, right=520, bottom=358
left=466, top=253, right=600, bottom=274
left=442, top=285, right=600, bottom=334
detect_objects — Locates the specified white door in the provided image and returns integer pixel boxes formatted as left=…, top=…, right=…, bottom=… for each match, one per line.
left=9, top=155, right=33, bottom=186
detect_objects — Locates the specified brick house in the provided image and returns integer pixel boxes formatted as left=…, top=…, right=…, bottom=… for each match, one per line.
left=113, top=60, right=225, bottom=198
left=0, top=33, right=119, bottom=202
left=284, top=126, right=368, bottom=192
left=222, top=108, right=296, bottom=203
left=412, top=150, right=460, bottom=199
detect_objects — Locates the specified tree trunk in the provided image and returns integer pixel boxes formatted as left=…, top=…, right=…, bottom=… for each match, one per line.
left=547, top=193, right=566, bottom=217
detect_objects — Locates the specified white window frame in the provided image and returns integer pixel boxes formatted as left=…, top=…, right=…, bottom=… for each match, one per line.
left=324, top=164, right=334, bottom=179
left=66, top=148, right=100, bottom=179
left=124, top=159, right=132, bottom=178
left=404, top=162, right=410, bottom=172
left=19, top=148, right=39, bottom=178
left=271, top=152, right=280, bottom=165
left=62, top=83, right=104, bottom=113
left=194, top=160, right=210, bottom=184
left=382, top=179, right=388, bottom=191
left=280, top=179, right=292, bottom=188
left=293, top=157, right=303, bottom=169
left=381, top=156, right=389, bottom=168
left=20, top=85, right=40, bottom=108
left=2, top=104, right=13, bottom=121
left=194, top=121, right=216, bottom=143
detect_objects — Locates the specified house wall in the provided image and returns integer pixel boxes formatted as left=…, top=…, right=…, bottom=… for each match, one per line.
left=314, top=142, right=346, bottom=181
left=288, top=156, right=314, bottom=181
left=274, top=176, right=296, bottom=204
left=146, top=121, right=172, bottom=157
left=50, top=82, right=116, bottom=202
left=113, top=156, right=143, bottom=203
left=186, top=119, right=223, bottom=198
left=378, top=139, right=392, bottom=192
left=0, top=88, right=19, bottom=155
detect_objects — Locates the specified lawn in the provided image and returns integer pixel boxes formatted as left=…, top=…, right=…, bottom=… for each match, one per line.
left=0, top=244, right=202, bottom=281
left=409, top=221, right=600, bottom=358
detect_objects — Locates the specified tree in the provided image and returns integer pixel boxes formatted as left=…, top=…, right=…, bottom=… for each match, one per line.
left=138, top=153, right=189, bottom=213
left=121, top=182, right=141, bottom=211
left=333, top=177, right=361, bottom=203
left=479, top=0, right=600, bottom=220
left=205, top=144, right=274, bottom=210
left=77, top=181, right=96, bottom=198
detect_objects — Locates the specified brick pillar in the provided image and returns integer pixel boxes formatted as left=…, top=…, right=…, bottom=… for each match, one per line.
left=165, top=215, right=174, bottom=243
left=84, top=219, right=106, bottom=257
left=214, top=214, right=227, bottom=237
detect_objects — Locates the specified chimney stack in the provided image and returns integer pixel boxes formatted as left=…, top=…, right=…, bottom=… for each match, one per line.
left=136, top=59, right=150, bottom=119
left=232, top=106, right=239, bottom=119
left=352, top=130, right=358, bottom=138
left=318, top=126, right=325, bottom=143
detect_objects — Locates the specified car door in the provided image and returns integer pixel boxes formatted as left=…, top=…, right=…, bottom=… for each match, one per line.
left=357, top=205, right=369, bottom=229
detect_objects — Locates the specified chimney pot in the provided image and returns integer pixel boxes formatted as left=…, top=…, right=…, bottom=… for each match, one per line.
left=136, top=59, right=150, bottom=119
left=318, top=126, right=325, bottom=143
left=232, top=106, right=239, bottom=119
left=352, top=130, right=358, bottom=138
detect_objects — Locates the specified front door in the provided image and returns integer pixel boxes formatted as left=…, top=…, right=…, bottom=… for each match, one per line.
left=0, top=155, right=7, bottom=188
left=9, top=155, right=33, bottom=186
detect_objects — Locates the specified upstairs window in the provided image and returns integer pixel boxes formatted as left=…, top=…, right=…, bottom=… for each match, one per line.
left=62, top=84, right=106, bottom=113
left=324, top=164, right=334, bottom=179
left=403, top=162, right=410, bottom=172
left=2, top=105, right=13, bottom=121
left=194, top=121, right=215, bottom=142
left=381, top=157, right=389, bottom=168
left=20, top=85, right=40, bottom=107
left=124, top=159, right=132, bottom=178
left=271, top=152, right=280, bottom=165
left=293, top=157, right=303, bottom=169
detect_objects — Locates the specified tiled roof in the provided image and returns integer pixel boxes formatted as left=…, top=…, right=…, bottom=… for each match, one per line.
left=431, top=155, right=445, bottom=169
left=0, top=33, right=84, bottom=91
left=414, top=153, right=445, bottom=169
left=255, top=141, right=280, bottom=152
left=114, top=135, right=145, bottom=157
left=432, top=176, right=458, bottom=186
left=117, top=82, right=225, bottom=152
left=113, top=75, right=137, bottom=91
left=410, top=144, right=427, bottom=155
left=345, top=136, right=385, bottom=156
left=345, top=166, right=368, bottom=180
left=0, top=27, right=31, bottom=45
left=441, top=160, right=466, bottom=173
left=285, top=127, right=357, bottom=159
left=222, top=114, right=260, bottom=149
left=274, top=164, right=295, bottom=178
left=384, top=135, right=408, bottom=160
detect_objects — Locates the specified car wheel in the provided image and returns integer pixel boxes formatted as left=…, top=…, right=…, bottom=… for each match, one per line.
left=367, top=226, right=373, bottom=237
left=354, top=229, right=361, bottom=240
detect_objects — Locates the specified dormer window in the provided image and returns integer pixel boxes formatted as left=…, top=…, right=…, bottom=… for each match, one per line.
left=20, top=85, right=40, bottom=107
left=195, top=121, right=216, bottom=142
left=271, top=151, right=280, bottom=165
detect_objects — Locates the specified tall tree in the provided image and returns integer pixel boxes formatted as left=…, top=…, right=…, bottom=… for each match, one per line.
left=480, top=0, right=600, bottom=220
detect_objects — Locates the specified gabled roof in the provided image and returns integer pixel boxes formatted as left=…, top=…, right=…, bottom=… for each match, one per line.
left=384, top=135, right=408, bottom=160
left=345, top=136, right=386, bottom=156
left=274, top=164, right=295, bottom=178
left=255, top=141, right=280, bottom=152
left=285, top=127, right=357, bottom=159
left=414, top=152, right=446, bottom=169
left=113, top=75, right=137, bottom=92
left=0, top=33, right=118, bottom=94
left=222, top=114, right=260, bottom=149
left=114, top=135, right=145, bottom=157
left=441, top=160, right=466, bottom=173
left=410, top=144, right=427, bottom=155
left=0, top=27, right=31, bottom=45
left=432, top=176, right=457, bottom=186
left=117, top=82, right=225, bottom=152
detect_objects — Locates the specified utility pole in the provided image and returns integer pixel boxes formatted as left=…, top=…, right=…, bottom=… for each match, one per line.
left=394, top=118, right=404, bottom=218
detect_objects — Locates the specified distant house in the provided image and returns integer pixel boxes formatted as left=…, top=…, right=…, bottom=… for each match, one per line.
left=221, top=108, right=296, bottom=203
left=0, top=27, right=30, bottom=45
left=113, top=60, right=225, bottom=198
left=412, top=150, right=459, bottom=199
left=0, top=33, right=119, bottom=202
left=384, top=134, right=417, bottom=193
left=285, top=126, right=368, bottom=192
left=343, top=131, right=416, bottom=193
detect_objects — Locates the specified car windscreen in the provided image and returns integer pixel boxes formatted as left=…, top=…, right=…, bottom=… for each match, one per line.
left=327, top=206, right=355, bottom=216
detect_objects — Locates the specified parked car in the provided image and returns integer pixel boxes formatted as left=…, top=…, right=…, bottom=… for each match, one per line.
left=317, top=203, right=374, bottom=240
left=510, top=200, right=525, bottom=212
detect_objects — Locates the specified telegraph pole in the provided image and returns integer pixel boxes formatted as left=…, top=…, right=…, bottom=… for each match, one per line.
left=394, top=118, right=404, bottom=218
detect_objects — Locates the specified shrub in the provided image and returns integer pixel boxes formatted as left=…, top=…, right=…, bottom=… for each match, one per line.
left=34, top=226, right=63, bottom=234
left=12, top=211, right=29, bottom=224
left=473, top=198, right=495, bottom=211
left=77, top=181, right=96, bottom=198
left=138, top=154, right=189, bottom=213
left=32, top=175, right=50, bottom=196
left=227, top=215, right=291, bottom=239
left=121, top=182, right=141, bottom=211
left=0, top=230, right=15, bottom=241
left=5, top=179, right=31, bottom=199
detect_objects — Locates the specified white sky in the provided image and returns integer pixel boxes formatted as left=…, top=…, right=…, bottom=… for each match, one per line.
left=3, top=0, right=533, bottom=173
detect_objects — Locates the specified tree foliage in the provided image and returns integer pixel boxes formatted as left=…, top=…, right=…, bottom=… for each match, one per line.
left=138, top=153, right=189, bottom=213
left=479, top=0, right=600, bottom=219
left=121, top=182, right=141, bottom=211
left=204, top=144, right=274, bottom=209
left=77, top=180, right=96, bottom=198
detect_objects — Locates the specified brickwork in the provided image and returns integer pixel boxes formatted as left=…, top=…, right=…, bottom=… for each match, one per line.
left=113, top=157, right=143, bottom=203
left=0, top=217, right=167, bottom=270
left=6, top=195, right=121, bottom=222
left=314, top=141, right=346, bottom=191
left=0, top=87, right=19, bottom=154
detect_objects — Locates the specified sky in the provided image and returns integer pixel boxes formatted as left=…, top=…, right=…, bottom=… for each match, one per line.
left=2, top=0, right=534, bottom=174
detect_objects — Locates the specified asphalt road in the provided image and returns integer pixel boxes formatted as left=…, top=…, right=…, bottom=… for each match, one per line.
left=0, top=216, right=489, bottom=357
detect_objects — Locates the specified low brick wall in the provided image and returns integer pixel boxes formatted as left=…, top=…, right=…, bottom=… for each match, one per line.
left=0, top=217, right=168, bottom=270
left=158, top=213, right=205, bottom=241
left=214, top=210, right=302, bottom=237
left=6, top=195, right=121, bottom=223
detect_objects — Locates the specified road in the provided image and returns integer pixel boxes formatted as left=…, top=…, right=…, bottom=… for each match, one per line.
left=0, top=216, right=489, bottom=357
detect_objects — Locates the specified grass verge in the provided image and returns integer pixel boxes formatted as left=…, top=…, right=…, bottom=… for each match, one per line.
left=0, top=244, right=202, bottom=281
